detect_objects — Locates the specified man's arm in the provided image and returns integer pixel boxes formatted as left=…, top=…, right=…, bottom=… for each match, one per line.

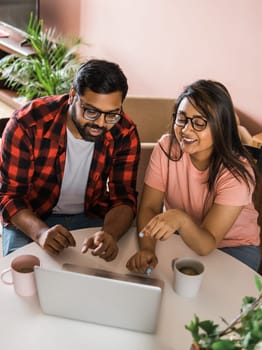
left=11, top=209, right=76, bottom=254
left=81, top=204, right=133, bottom=261
left=103, top=204, right=134, bottom=240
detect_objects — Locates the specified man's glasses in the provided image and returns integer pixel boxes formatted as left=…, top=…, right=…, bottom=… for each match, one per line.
left=173, top=113, right=208, bottom=132
left=78, top=96, right=122, bottom=124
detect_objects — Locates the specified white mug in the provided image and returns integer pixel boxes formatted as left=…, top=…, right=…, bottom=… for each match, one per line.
left=1, top=254, right=40, bottom=297
left=172, top=257, right=205, bottom=298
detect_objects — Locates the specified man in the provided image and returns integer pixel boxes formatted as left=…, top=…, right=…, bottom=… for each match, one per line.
left=0, top=59, right=140, bottom=261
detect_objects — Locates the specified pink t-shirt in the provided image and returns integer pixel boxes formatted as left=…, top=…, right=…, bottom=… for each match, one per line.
left=144, top=135, right=260, bottom=248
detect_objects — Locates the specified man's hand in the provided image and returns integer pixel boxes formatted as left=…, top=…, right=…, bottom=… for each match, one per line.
left=38, top=224, right=76, bottom=255
left=81, top=230, right=119, bottom=261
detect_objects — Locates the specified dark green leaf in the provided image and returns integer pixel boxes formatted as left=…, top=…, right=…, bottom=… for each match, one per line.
left=211, top=339, right=238, bottom=350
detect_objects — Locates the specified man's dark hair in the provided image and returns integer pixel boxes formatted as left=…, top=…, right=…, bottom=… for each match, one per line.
left=73, top=59, right=128, bottom=101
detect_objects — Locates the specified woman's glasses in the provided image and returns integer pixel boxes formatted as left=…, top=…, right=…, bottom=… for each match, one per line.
left=173, top=113, right=208, bottom=132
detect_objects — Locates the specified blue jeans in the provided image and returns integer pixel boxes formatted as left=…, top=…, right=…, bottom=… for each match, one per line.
left=219, top=245, right=261, bottom=271
left=2, top=213, right=104, bottom=256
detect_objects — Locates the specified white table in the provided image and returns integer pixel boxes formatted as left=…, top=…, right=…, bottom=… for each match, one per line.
left=0, top=227, right=260, bottom=350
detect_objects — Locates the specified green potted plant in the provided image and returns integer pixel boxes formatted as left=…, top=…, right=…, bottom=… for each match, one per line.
left=0, top=14, right=82, bottom=100
left=186, top=275, right=262, bottom=350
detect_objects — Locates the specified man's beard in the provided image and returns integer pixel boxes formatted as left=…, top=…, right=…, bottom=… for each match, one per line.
left=71, top=104, right=107, bottom=143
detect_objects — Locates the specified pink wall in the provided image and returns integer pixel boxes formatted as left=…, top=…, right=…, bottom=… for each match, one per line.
left=40, top=0, right=80, bottom=37
left=43, top=0, right=262, bottom=134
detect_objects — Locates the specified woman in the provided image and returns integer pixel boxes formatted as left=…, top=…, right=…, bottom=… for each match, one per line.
left=127, top=80, right=260, bottom=272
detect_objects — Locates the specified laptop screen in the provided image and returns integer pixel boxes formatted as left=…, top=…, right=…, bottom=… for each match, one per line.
left=34, top=264, right=164, bottom=333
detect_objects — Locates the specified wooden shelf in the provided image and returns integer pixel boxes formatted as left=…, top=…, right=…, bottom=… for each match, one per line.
left=0, top=21, right=34, bottom=56
left=0, top=89, right=22, bottom=109
left=0, top=22, right=33, bottom=110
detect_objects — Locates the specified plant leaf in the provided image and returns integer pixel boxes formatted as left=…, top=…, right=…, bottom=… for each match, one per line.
left=255, top=275, right=262, bottom=292
left=211, top=339, right=238, bottom=350
left=0, top=13, right=82, bottom=99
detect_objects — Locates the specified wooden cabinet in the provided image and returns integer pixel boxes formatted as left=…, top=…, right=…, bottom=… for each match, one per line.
left=0, top=21, right=34, bottom=109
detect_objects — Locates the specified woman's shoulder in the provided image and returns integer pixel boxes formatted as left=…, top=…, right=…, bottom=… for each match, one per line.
left=157, top=133, right=181, bottom=158
left=158, top=133, right=178, bottom=150
left=216, top=157, right=255, bottom=189
left=219, top=156, right=254, bottom=175
left=158, top=133, right=171, bottom=144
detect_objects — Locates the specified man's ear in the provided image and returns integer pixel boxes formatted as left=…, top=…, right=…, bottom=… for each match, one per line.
left=68, top=87, right=77, bottom=104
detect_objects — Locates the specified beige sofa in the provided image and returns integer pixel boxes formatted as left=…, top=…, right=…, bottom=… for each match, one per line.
left=123, top=96, right=174, bottom=143
left=123, top=96, right=174, bottom=205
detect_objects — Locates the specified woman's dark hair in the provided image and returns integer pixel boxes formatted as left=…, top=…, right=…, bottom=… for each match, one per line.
left=73, top=59, right=128, bottom=101
left=164, top=79, right=256, bottom=192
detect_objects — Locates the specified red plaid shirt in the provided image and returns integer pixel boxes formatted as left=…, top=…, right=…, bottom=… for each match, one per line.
left=0, top=94, right=140, bottom=223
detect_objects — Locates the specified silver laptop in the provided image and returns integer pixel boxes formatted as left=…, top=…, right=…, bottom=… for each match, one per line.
left=34, top=264, right=164, bottom=333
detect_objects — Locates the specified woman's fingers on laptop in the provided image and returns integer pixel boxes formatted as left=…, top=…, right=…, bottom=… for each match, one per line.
left=126, top=250, right=158, bottom=274
left=126, top=252, right=145, bottom=273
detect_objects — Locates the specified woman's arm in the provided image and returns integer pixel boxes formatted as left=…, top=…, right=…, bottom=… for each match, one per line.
left=142, top=203, right=243, bottom=255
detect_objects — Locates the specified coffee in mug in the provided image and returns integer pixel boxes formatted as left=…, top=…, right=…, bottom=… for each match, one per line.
left=1, top=254, right=40, bottom=297
left=172, top=257, right=204, bottom=298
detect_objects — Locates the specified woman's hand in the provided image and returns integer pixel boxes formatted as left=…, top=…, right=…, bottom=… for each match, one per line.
left=142, top=209, right=180, bottom=240
left=126, top=249, right=158, bottom=274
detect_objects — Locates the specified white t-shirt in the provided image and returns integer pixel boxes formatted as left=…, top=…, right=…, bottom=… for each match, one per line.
left=52, top=128, right=95, bottom=214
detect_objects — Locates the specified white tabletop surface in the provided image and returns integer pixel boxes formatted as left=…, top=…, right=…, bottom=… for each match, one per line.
left=0, top=227, right=260, bottom=350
